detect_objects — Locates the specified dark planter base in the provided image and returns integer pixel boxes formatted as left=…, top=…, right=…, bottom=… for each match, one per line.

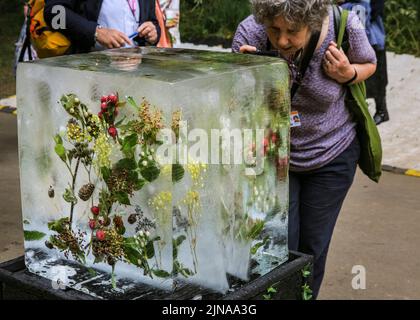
left=0, top=251, right=313, bottom=300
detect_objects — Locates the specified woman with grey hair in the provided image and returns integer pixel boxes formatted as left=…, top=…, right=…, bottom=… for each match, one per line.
left=232, top=0, right=377, bottom=299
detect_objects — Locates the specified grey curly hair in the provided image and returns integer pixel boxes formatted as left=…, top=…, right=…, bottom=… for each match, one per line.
left=251, top=0, right=331, bottom=31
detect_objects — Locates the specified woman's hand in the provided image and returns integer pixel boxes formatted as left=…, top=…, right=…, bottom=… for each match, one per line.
left=323, top=41, right=356, bottom=84
left=96, top=28, right=133, bottom=49
left=138, top=22, right=158, bottom=44
left=239, top=45, right=257, bottom=54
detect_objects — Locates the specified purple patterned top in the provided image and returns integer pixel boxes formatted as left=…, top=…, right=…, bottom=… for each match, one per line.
left=232, top=8, right=377, bottom=171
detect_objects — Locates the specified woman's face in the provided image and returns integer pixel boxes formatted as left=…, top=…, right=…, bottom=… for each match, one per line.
left=265, top=16, right=310, bottom=59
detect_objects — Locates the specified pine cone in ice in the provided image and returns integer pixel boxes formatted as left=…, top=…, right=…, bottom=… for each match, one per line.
left=113, top=215, right=124, bottom=229
left=78, top=183, right=95, bottom=201
left=128, top=214, right=137, bottom=225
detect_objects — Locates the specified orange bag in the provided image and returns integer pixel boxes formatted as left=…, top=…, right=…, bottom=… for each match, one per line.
left=28, top=0, right=71, bottom=58
left=155, top=0, right=172, bottom=48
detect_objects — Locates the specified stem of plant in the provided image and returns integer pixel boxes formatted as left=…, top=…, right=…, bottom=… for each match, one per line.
left=186, top=229, right=197, bottom=273
left=69, top=158, right=81, bottom=227
left=111, top=265, right=116, bottom=289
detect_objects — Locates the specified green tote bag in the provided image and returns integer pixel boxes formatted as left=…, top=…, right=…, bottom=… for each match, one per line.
left=334, top=7, right=383, bottom=183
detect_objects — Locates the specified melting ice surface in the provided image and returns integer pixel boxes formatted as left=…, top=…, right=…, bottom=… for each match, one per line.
left=17, top=47, right=290, bottom=298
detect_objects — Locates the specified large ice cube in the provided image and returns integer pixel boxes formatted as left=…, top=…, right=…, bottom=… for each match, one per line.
left=17, top=47, right=290, bottom=298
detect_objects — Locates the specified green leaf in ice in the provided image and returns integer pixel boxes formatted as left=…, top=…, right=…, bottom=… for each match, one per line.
left=172, top=163, right=185, bottom=183
left=48, top=217, right=70, bottom=233
left=101, top=166, right=111, bottom=181
left=54, top=143, right=67, bottom=162
left=140, top=163, right=160, bottom=182
left=251, top=237, right=270, bottom=254
left=145, top=240, right=155, bottom=259
left=247, top=220, right=265, bottom=240
left=115, top=116, right=127, bottom=128
left=121, top=134, right=138, bottom=158
left=173, top=260, right=193, bottom=278
left=134, top=178, right=146, bottom=191
left=126, top=96, right=139, bottom=111
left=175, top=235, right=186, bottom=247
left=115, top=192, right=131, bottom=206
left=172, top=235, right=186, bottom=260
left=24, top=230, right=46, bottom=241
left=63, top=187, right=77, bottom=204
left=116, top=157, right=137, bottom=171
left=123, top=237, right=142, bottom=266
left=54, top=134, right=63, bottom=145
left=152, top=269, right=171, bottom=278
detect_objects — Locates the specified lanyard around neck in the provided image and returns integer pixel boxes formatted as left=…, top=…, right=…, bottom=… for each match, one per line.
left=291, top=31, right=320, bottom=98
left=126, top=0, right=137, bottom=19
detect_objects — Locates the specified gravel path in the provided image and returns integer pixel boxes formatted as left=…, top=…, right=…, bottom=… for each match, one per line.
left=373, top=53, right=420, bottom=172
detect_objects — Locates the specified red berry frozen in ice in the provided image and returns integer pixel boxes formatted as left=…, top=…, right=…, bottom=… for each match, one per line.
left=108, top=94, right=118, bottom=104
left=263, top=138, right=269, bottom=147
left=101, top=96, right=107, bottom=103
left=96, top=230, right=106, bottom=241
left=108, top=126, right=117, bottom=138
left=262, top=138, right=269, bottom=156
left=271, top=134, right=278, bottom=144
left=91, top=206, right=100, bottom=215
left=89, top=219, right=96, bottom=230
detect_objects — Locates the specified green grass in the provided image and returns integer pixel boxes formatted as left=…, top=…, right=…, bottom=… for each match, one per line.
left=385, top=0, right=420, bottom=56
left=0, top=10, right=24, bottom=99
left=180, top=0, right=251, bottom=46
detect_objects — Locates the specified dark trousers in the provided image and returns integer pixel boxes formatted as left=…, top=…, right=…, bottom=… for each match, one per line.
left=366, top=47, right=388, bottom=115
left=288, top=137, right=360, bottom=299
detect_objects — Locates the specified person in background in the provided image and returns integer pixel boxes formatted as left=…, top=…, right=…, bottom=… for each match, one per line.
left=15, top=2, right=38, bottom=70
left=158, top=0, right=181, bottom=47
left=155, top=0, right=172, bottom=47
left=339, top=0, right=389, bottom=125
left=233, top=0, right=377, bottom=299
left=44, top=0, right=161, bottom=54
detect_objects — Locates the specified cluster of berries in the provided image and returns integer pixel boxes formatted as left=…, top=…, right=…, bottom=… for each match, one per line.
left=88, top=205, right=126, bottom=241
left=89, top=205, right=106, bottom=241
left=250, top=131, right=280, bottom=157
left=98, top=94, right=119, bottom=139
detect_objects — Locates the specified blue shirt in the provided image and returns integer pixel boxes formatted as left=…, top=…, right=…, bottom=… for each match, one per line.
left=96, top=0, right=140, bottom=49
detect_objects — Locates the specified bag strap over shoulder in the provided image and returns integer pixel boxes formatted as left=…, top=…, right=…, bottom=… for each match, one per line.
left=334, top=5, right=382, bottom=183
left=334, top=5, right=368, bottom=96
left=333, top=5, right=350, bottom=53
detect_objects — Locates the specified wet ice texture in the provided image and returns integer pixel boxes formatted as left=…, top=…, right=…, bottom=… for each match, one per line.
left=17, top=48, right=290, bottom=297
